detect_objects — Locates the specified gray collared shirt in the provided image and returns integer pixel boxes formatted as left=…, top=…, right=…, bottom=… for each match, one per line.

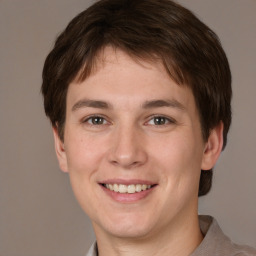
left=86, top=215, right=256, bottom=256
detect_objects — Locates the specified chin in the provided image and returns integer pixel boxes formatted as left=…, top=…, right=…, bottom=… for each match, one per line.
left=106, top=224, right=153, bottom=239
left=93, top=212, right=159, bottom=239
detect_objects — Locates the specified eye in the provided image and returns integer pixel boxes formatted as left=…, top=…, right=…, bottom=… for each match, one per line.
left=147, top=116, right=175, bottom=126
left=83, top=115, right=108, bottom=125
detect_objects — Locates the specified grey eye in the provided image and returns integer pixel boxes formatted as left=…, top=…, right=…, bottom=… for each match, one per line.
left=147, top=116, right=170, bottom=125
left=87, top=116, right=106, bottom=125
left=153, top=117, right=167, bottom=125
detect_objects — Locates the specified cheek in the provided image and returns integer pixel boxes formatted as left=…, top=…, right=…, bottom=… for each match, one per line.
left=64, top=132, right=108, bottom=176
left=151, top=132, right=203, bottom=188
left=64, top=134, right=107, bottom=215
left=151, top=132, right=201, bottom=166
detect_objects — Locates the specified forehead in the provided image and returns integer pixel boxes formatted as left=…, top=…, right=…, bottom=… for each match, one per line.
left=67, top=47, right=196, bottom=112
left=85, top=46, right=167, bottom=82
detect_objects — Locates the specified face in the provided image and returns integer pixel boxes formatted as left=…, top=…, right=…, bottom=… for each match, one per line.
left=54, top=47, right=222, bottom=241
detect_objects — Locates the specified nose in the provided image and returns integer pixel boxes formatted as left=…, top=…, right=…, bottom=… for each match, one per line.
left=108, top=123, right=147, bottom=169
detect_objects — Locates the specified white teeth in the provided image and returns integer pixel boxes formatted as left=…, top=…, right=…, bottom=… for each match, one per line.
left=135, top=184, right=142, bottom=192
left=127, top=185, right=135, bottom=193
left=104, top=184, right=152, bottom=194
left=142, top=184, right=147, bottom=191
left=119, top=184, right=127, bottom=193
left=113, top=184, right=119, bottom=192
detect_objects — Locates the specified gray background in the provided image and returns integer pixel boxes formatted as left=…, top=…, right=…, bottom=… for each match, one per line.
left=0, top=0, right=255, bottom=255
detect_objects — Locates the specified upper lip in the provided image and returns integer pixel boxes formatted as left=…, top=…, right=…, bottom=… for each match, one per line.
left=99, top=179, right=157, bottom=186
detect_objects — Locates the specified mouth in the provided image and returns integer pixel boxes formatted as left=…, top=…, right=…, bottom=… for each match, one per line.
left=100, top=183, right=156, bottom=194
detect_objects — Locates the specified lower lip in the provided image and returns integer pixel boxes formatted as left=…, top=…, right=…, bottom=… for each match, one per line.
left=100, top=185, right=156, bottom=203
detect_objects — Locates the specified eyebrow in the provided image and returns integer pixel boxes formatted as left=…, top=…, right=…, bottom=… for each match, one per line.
left=72, top=99, right=112, bottom=111
left=142, top=99, right=186, bottom=111
left=72, top=99, right=186, bottom=111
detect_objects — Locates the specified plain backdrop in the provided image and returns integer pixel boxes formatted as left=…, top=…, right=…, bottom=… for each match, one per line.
left=0, top=0, right=255, bottom=255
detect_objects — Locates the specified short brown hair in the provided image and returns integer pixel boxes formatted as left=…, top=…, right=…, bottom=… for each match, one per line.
left=42, top=0, right=232, bottom=196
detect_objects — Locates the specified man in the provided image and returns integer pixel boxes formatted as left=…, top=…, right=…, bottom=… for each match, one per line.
left=41, top=0, right=256, bottom=255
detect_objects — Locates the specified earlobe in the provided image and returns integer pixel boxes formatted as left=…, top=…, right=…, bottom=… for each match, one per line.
left=52, top=127, right=69, bottom=173
left=201, top=122, right=224, bottom=171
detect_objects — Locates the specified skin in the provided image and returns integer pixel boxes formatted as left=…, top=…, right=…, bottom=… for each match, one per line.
left=53, top=47, right=223, bottom=256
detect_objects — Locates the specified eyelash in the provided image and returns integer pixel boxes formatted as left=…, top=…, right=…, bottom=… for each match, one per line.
left=145, top=115, right=176, bottom=126
left=82, top=115, right=110, bottom=126
left=81, top=115, right=176, bottom=127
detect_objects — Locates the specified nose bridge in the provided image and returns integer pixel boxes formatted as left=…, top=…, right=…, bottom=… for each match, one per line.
left=109, top=120, right=147, bottom=168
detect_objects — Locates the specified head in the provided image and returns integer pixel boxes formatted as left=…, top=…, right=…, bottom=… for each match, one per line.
left=42, top=0, right=231, bottom=196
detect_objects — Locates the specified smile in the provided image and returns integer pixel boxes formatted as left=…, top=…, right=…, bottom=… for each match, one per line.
left=102, top=184, right=152, bottom=194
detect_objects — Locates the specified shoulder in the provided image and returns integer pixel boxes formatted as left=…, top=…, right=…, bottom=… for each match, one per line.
left=229, top=244, right=256, bottom=256
left=191, top=215, right=256, bottom=256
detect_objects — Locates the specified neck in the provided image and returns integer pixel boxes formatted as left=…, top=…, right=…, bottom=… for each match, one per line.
left=93, top=213, right=203, bottom=256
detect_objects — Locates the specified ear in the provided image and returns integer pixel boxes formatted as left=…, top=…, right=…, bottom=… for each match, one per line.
left=52, top=127, right=68, bottom=173
left=201, top=122, right=224, bottom=171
